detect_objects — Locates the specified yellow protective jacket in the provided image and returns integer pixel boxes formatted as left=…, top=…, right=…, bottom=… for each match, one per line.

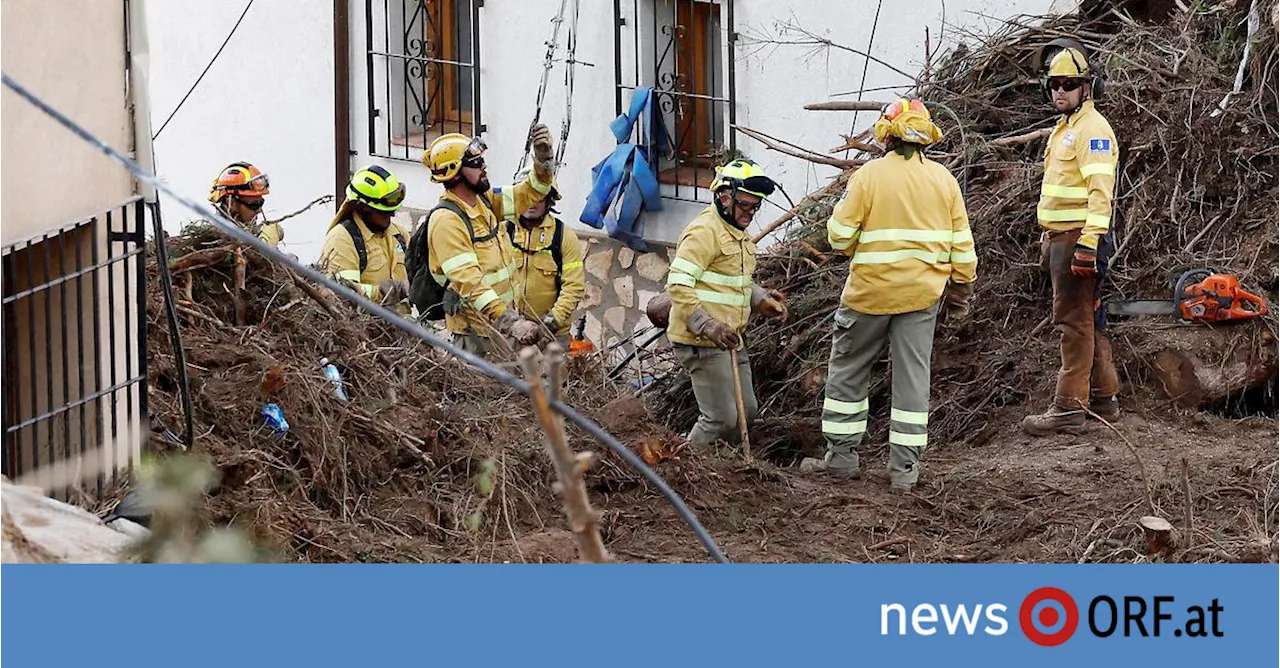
left=426, top=164, right=554, bottom=336
left=827, top=150, right=977, bottom=315
left=509, top=215, right=585, bottom=336
left=1037, top=100, right=1119, bottom=250
left=666, top=206, right=758, bottom=349
left=319, top=209, right=410, bottom=304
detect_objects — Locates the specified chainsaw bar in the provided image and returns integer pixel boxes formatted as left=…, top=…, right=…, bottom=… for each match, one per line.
left=1107, top=300, right=1176, bottom=316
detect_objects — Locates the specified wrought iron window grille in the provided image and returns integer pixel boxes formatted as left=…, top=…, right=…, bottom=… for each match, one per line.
left=364, top=0, right=482, bottom=162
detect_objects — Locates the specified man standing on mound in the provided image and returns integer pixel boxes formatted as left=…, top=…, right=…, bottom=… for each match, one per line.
left=1021, top=41, right=1121, bottom=436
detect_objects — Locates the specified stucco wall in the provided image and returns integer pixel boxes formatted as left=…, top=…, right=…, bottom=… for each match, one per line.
left=1, top=0, right=145, bottom=493
left=1, top=0, right=133, bottom=244
left=145, top=0, right=336, bottom=256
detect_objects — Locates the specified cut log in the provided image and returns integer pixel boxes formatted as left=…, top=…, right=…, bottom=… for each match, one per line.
left=1144, top=322, right=1278, bottom=409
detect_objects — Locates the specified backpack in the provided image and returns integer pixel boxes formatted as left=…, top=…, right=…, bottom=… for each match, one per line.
left=506, top=217, right=567, bottom=299
left=404, top=197, right=497, bottom=321
left=338, top=217, right=409, bottom=276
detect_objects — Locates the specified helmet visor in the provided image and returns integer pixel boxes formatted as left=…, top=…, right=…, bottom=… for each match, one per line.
left=738, top=174, right=776, bottom=198
left=377, top=183, right=406, bottom=210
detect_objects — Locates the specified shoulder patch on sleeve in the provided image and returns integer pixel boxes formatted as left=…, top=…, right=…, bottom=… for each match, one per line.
left=1088, top=138, right=1112, bottom=154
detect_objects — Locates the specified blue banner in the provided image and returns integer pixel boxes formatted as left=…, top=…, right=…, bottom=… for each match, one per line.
left=3, top=565, right=1276, bottom=666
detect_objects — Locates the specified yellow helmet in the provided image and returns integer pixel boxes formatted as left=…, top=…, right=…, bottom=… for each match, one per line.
left=345, top=164, right=405, bottom=212
left=1047, top=47, right=1090, bottom=79
left=710, top=158, right=775, bottom=198
left=424, top=133, right=487, bottom=183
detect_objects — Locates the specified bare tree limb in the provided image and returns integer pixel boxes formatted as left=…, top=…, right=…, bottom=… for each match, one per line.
left=733, top=125, right=863, bottom=169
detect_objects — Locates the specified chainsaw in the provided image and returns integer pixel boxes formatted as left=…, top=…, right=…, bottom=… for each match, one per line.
left=568, top=315, right=595, bottom=358
left=1107, top=268, right=1269, bottom=323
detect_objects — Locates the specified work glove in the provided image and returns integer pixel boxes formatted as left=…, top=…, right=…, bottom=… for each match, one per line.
left=530, top=124, right=555, bottom=164
left=688, top=307, right=741, bottom=350
left=943, top=282, right=974, bottom=324
left=494, top=309, right=542, bottom=347
left=541, top=314, right=561, bottom=334
left=378, top=279, right=410, bottom=306
left=1070, top=243, right=1097, bottom=278
left=759, top=289, right=789, bottom=322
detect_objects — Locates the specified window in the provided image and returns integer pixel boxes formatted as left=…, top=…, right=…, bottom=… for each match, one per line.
left=2, top=200, right=149, bottom=499
left=616, top=0, right=736, bottom=201
left=365, top=0, right=480, bottom=161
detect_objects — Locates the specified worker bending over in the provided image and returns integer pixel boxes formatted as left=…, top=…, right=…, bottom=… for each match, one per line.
left=506, top=180, right=586, bottom=349
left=319, top=165, right=413, bottom=314
left=421, top=125, right=559, bottom=356
left=801, top=99, right=976, bottom=491
left=666, top=159, right=789, bottom=450
left=209, top=162, right=282, bottom=248
left=1022, top=41, right=1121, bottom=436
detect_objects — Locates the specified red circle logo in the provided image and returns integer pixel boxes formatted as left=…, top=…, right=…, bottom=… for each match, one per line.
left=1019, top=587, right=1079, bottom=647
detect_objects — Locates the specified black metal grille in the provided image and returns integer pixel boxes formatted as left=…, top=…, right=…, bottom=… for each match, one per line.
left=615, top=0, right=736, bottom=202
left=365, top=0, right=482, bottom=162
left=1, top=197, right=149, bottom=499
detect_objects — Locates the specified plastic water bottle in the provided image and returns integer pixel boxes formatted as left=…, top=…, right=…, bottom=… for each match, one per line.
left=320, top=358, right=349, bottom=402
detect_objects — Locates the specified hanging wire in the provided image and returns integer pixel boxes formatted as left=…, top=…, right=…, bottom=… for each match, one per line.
left=1, top=70, right=730, bottom=564
left=152, top=0, right=256, bottom=140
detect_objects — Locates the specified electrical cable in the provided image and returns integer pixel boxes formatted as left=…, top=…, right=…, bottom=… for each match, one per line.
left=2, top=70, right=730, bottom=564
left=152, top=0, right=255, bottom=140
left=149, top=200, right=195, bottom=447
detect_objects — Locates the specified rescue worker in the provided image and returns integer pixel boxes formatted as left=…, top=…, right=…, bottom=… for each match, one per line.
left=1022, top=44, right=1121, bottom=435
left=507, top=182, right=586, bottom=349
left=665, top=158, right=789, bottom=450
left=800, top=98, right=977, bottom=491
left=319, top=165, right=413, bottom=314
left=424, top=124, right=558, bottom=356
left=209, top=162, right=282, bottom=248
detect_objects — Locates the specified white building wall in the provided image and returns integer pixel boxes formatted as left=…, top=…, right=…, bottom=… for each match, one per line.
left=149, top=0, right=1074, bottom=262
left=146, top=0, right=336, bottom=259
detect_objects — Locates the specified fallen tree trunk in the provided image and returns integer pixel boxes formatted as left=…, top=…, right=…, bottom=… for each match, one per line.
left=1145, top=323, right=1278, bottom=409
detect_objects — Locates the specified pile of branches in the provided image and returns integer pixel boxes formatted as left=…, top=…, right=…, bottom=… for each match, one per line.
left=146, top=223, right=660, bottom=562
left=652, top=5, right=1279, bottom=460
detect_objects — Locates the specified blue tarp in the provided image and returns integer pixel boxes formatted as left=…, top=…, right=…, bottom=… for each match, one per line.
left=579, top=87, right=672, bottom=253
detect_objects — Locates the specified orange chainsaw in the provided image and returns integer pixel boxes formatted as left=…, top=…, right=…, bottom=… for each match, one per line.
left=1107, top=268, right=1269, bottom=323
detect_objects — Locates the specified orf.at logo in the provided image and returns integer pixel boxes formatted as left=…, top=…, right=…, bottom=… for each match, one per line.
left=1020, top=587, right=1080, bottom=646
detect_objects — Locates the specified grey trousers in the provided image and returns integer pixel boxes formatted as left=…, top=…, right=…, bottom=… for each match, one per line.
left=821, top=301, right=939, bottom=486
left=674, top=344, right=758, bottom=448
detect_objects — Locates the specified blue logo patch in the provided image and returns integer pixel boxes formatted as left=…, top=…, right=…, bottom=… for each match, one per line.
left=1088, top=138, right=1111, bottom=154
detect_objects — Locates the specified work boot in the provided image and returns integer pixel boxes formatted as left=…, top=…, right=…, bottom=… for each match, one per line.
left=1089, top=395, right=1121, bottom=421
left=799, top=451, right=860, bottom=479
left=1021, top=405, right=1087, bottom=436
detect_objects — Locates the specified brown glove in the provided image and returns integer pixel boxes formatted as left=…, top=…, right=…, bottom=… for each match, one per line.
left=531, top=124, right=555, bottom=163
left=494, top=309, right=542, bottom=347
left=759, top=289, right=789, bottom=322
left=944, top=282, right=974, bottom=324
left=688, top=308, right=741, bottom=350
left=378, top=279, right=410, bottom=306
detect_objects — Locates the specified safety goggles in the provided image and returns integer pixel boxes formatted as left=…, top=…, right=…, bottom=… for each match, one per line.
left=375, top=183, right=406, bottom=209
left=1047, top=78, right=1085, bottom=92
left=462, top=136, right=488, bottom=169
left=731, top=197, right=763, bottom=213
left=226, top=172, right=269, bottom=192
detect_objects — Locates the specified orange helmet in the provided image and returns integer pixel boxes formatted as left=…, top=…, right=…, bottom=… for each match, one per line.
left=209, top=162, right=270, bottom=203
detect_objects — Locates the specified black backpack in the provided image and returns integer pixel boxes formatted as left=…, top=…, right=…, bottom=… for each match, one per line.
left=338, top=217, right=409, bottom=277
left=506, top=217, right=567, bottom=299
left=405, top=198, right=499, bottom=320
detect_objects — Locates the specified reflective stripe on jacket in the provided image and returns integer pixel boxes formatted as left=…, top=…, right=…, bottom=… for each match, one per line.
left=426, top=163, right=553, bottom=335
left=510, top=215, right=586, bottom=336
left=827, top=151, right=977, bottom=315
left=319, top=212, right=409, bottom=303
left=1037, top=100, right=1119, bottom=250
left=666, top=206, right=757, bottom=347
